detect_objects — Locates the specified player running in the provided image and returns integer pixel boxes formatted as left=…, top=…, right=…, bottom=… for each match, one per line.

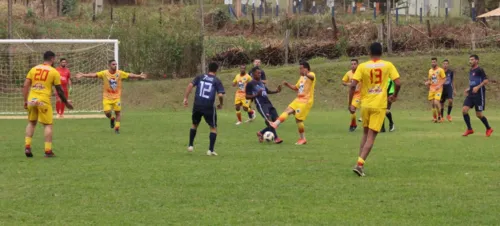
left=55, top=58, right=72, bottom=118
left=349, top=42, right=401, bottom=177
left=342, top=59, right=361, bottom=132
left=246, top=69, right=283, bottom=144
left=381, top=78, right=396, bottom=132
left=233, top=64, right=256, bottom=125
left=23, top=51, right=74, bottom=158
left=425, top=57, right=446, bottom=123
left=440, top=59, right=456, bottom=122
left=270, top=61, right=316, bottom=145
left=76, top=60, right=147, bottom=134
left=183, top=62, right=225, bottom=156
left=462, top=54, right=493, bottom=137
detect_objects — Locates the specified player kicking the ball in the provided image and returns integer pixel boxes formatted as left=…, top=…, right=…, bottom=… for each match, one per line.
left=270, top=61, right=316, bottom=145
left=245, top=69, right=283, bottom=144
left=23, top=51, right=74, bottom=158
left=184, top=62, right=226, bottom=156
left=76, top=60, right=147, bottom=134
left=342, top=59, right=361, bottom=132
left=349, top=42, right=401, bottom=177
left=233, top=64, right=256, bottom=125
left=462, top=54, right=493, bottom=137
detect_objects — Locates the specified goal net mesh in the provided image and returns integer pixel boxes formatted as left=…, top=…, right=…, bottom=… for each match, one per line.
left=0, top=42, right=116, bottom=114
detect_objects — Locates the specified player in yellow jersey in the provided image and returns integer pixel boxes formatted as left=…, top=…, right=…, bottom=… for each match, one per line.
left=270, top=61, right=316, bottom=145
left=425, top=57, right=446, bottom=122
left=233, top=64, right=256, bottom=125
left=23, top=51, right=74, bottom=158
left=342, top=59, right=361, bottom=132
left=76, top=60, right=147, bottom=134
left=349, top=42, right=401, bottom=177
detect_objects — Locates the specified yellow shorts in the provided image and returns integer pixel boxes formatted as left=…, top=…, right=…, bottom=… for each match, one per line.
left=234, top=95, right=250, bottom=108
left=361, top=107, right=386, bottom=132
left=351, top=94, right=361, bottom=109
left=428, top=90, right=443, bottom=101
left=27, top=100, right=53, bottom=125
left=103, top=98, right=121, bottom=112
left=289, top=100, right=313, bottom=121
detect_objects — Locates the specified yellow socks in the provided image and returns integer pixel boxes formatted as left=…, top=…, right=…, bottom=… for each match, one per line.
left=44, top=142, right=52, bottom=153
left=115, top=122, right=120, bottom=130
left=350, top=113, right=357, bottom=126
left=297, top=122, right=305, bottom=139
left=275, top=112, right=289, bottom=126
left=357, top=157, right=365, bottom=166
left=236, top=110, right=242, bottom=122
left=25, top=137, right=32, bottom=148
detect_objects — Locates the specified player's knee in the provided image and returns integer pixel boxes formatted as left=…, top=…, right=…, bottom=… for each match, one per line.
left=235, top=105, right=241, bottom=111
left=242, top=106, right=248, bottom=111
left=462, top=107, right=469, bottom=114
left=191, top=124, right=199, bottom=129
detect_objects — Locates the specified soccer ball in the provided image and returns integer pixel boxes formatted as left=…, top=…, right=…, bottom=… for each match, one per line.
left=263, top=131, right=275, bottom=142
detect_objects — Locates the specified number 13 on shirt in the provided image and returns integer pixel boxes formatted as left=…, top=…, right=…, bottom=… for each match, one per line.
left=370, top=68, right=382, bottom=84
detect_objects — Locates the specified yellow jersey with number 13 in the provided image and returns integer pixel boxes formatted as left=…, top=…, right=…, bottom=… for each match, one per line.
left=352, top=60, right=400, bottom=109
left=26, top=64, right=61, bottom=104
left=96, top=70, right=130, bottom=100
left=294, top=72, right=316, bottom=104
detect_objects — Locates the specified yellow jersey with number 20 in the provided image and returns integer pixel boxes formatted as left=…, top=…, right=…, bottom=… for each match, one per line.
left=352, top=60, right=400, bottom=109
left=26, top=64, right=61, bottom=104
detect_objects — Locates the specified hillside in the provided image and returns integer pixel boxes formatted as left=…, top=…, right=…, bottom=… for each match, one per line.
left=120, top=53, right=500, bottom=111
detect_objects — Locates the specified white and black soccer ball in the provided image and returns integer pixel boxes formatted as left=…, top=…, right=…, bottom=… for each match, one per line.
left=263, top=131, right=275, bottom=142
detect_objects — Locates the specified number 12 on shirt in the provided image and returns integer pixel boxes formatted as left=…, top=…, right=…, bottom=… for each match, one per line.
left=199, top=81, right=213, bottom=99
left=370, top=68, right=382, bottom=84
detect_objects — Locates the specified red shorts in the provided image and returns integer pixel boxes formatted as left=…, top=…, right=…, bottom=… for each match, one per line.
left=56, top=88, right=68, bottom=102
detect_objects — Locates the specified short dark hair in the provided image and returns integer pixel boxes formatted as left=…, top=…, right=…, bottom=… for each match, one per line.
left=470, top=54, right=479, bottom=60
left=300, top=61, right=311, bottom=71
left=443, top=59, right=449, bottom=63
left=369, top=42, right=383, bottom=57
left=431, top=57, right=438, bottom=61
left=208, top=62, right=219, bottom=73
left=351, top=59, right=359, bottom=63
left=43, top=51, right=56, bottom=61
left=108, top=60, right=116, bottom=64
left=60, top=58, right=67, bottom=62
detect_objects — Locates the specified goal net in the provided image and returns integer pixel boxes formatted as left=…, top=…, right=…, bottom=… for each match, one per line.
left=0, top=39, right=119, bottom=115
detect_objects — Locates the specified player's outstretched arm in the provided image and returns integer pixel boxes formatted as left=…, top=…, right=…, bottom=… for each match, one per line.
left=128, top=72, right=147, bottom=79
left=283, top=81, right=298, bottom=91
left=267, top=85, right=282, bottom=94
left=55, top=85, right=74, bottom=109
left=76, top=72, right=98, bottom=79
left=22, top=78, right=32, bottom=109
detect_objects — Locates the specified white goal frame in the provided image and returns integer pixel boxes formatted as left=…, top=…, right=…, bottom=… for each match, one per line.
left=0, top=39, right=119, bottom=115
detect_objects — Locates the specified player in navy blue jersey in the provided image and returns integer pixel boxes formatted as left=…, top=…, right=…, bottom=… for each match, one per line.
left=249, top=59, right=267, bottom=84
left=245, top=69, right=283, bottom=144
left=462, top=55, right=493, bottom=137
left=440, top=59, right=456, bottom=122
left=183, top=63, right=226, bottom=156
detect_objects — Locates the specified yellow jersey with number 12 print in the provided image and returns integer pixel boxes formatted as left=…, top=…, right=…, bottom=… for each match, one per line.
left=96, top=70, right=130, bottom=100
left=26, top=64, right=61, bottom=104
left=295, top=72, right=316, bottom=104
left=353, top=60, right=400, bottom=109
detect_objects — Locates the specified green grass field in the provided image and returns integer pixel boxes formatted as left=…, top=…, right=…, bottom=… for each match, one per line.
left=2, top=109, right=500, bottom=225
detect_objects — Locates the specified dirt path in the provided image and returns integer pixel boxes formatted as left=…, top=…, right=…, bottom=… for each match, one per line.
left=0, top=115, right=106, bottom=120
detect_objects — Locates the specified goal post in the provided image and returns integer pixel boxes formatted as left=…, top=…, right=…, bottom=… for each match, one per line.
left=0, top=39, right=119, bottom=115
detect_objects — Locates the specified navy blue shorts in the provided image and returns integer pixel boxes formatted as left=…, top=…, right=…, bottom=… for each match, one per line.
left=255, top=102, right=278, bottom=123
left=192, top=106, right=217, bottom=128
left=463, top=95, right=485, bottom=112
left=441, top=85, right=453, bottom=102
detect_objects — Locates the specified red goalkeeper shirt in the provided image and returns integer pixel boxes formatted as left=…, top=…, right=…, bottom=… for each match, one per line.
left=56, top=67, right=71, bottom=90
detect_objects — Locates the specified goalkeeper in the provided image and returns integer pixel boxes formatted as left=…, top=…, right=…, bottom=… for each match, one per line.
left=381, top=78, right=396, bottom=132
left=76, top=60, right=147, bottom=134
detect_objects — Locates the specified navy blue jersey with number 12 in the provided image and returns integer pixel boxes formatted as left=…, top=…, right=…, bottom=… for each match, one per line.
left=192, top=74, right=225, bottom=108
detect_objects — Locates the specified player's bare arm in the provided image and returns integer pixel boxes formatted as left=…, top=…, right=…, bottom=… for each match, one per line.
left=22, top=78, right=32, bottom=109
left=267, top=85, right=282, bottom=94
left=76, top=72, right=98, bottom=78
left=55, top=85, right=74, bottom=109
left=183, top=83, right=194, bottom=107
left=348, top=80, right=359, bottom=113
left=472, top=78, right=488, bottom=93
left=389, top=78, right=402, bottom=103
left=282, top=81, right=298, bottom=91
left=217, top=93, right=224, bottom=109
left=128, top=72, right=147, bottom=79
